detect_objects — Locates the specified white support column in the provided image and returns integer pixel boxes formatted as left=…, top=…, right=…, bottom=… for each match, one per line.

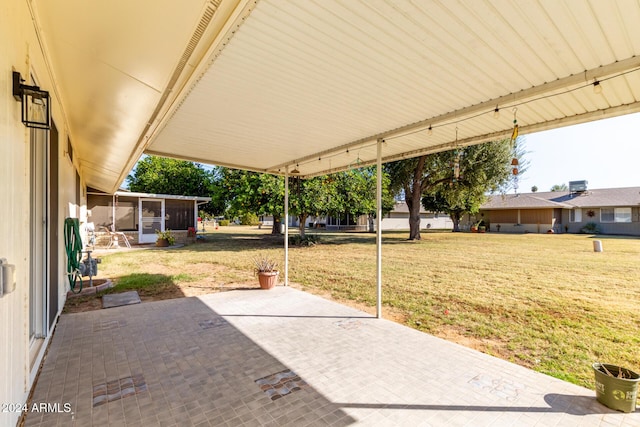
left=284, top=167, right=289, bottom=286
left=193, top=200, right=198, bottom=233
left=112, top=194, right=116, bottom=230
left=376, top=138, right=383, bottom=319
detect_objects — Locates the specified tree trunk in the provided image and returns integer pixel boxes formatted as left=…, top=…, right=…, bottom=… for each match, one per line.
left=406, top=155, right=427, bottom=240
left=271, top=217, right=281, bottom=235
left=451, top=212, right=462, bottom=232
left=407, top=197, right=421, bottom=240
left=298, top=214, right=307, bottom=238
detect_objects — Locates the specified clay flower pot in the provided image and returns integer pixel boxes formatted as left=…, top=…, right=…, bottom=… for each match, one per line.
left=258, top=271, right=278, bottom=289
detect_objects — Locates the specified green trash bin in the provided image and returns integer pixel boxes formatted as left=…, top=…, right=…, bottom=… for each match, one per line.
left=593, top=363, right=640, bottom=413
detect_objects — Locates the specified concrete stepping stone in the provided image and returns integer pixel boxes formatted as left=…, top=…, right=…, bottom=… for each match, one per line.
left=102, top=291, right=141, bottom=309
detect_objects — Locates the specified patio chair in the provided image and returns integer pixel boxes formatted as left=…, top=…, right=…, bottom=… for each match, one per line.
left=102, top=226, right=131, bottom=249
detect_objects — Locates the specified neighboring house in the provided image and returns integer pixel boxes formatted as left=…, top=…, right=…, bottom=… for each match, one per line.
left=87, top=189, right=211, bottom=244
left=480, top=185, right=640, bottom=236
left=261, top=202, right=453, bottom=231
left=383, top=202, right=453, bottom=231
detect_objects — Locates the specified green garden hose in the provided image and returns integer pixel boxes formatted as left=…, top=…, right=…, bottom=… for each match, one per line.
left=64, top=218, right=83, bottom=293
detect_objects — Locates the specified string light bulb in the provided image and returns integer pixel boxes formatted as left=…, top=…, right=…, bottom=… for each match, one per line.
left=593, top=80, right=603, bottom=94
left=493, top=106, right=500, bottom=119
left=427, top=125, right=433, bottom=136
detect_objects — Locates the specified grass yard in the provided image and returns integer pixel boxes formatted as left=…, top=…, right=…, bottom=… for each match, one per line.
left=73, top=227, right=640, bottom=389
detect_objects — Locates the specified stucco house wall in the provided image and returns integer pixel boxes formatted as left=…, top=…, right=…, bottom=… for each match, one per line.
left=563, top=207, right=640, bottom=235
left=482, top=188, right=640, bottom=236
left=1, top=2, right=81, bottom=424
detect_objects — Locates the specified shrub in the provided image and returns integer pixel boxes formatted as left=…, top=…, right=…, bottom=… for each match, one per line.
left=289, top=234, right=320, bottom=247
left=253, top=254, right=279, bottom=274
left=580, top=222, right=600, bottom=234
left=219, top=219, right=230, bottom=226
left=239, top=213, right=260, bottom=226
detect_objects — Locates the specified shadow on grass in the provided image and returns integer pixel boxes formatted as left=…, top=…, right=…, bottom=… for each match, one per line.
left=175, top=229, right=435, bottom=253
left=586, top=234, right=639, bottom=240
left=64, top=273, right=185, bottom=314
left=101, top=273, right=184, bottom=298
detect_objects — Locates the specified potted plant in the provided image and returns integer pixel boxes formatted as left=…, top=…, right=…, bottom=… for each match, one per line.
left=593, top=363, right=640, bottom=413
left=155, top=229, right=175, bottom=247
left=253, top=255, right=279, bottom=289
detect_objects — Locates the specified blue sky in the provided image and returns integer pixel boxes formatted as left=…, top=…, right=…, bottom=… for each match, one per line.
left=517, top=112, right=640, bottom=193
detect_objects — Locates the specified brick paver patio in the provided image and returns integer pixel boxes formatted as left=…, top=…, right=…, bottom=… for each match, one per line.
left=24, top=287, right=640, bottom=426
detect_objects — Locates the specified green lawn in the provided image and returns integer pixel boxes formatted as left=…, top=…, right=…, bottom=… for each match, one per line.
left=95, top=227, right=640, bottom=389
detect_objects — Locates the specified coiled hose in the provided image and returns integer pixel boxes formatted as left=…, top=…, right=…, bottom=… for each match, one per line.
left=64, top=218, right=83, bottom=293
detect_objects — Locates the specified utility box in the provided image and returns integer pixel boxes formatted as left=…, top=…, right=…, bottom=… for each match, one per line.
left=0, top=258, right=16, bottom=297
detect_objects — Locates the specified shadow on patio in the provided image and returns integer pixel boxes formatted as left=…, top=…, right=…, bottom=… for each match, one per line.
left=24, top=287, right=638, bottom=426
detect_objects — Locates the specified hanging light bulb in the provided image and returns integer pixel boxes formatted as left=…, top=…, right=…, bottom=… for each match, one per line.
left=593, top=80, right=603, bottom=94
left=493, top=105, right=500, bottom=119
left=427, top=125, right=433, bottom=136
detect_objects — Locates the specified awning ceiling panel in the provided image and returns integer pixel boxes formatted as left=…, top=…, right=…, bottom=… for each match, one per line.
left=147, top=0, right=640, bottom=179
left=32, top=0, right=640, bottom=191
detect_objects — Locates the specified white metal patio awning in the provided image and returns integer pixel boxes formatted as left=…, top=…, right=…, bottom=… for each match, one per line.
left=145, top=0, right=640, bottom=179
left=32, top=0, right=640, bottom=192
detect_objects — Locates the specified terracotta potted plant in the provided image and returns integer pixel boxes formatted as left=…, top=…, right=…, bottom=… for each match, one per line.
left=155, top=229, right=175, bottom=247
left=253, top=255, right=279, bottom=290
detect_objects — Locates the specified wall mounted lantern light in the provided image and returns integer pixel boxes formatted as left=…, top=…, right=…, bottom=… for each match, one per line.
left=12, top=71, right=50, bottom=130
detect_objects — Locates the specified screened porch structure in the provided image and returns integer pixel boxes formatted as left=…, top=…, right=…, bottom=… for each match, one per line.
left=87, top=190, right=211, bottom=245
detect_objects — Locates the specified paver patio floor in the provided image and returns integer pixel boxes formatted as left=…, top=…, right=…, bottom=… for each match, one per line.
left=24, top=287, right=639, bottom=426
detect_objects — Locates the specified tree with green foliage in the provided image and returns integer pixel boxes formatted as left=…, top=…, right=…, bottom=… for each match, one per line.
left=387, top=139, right=523, bottom=238
left=216, top=166, right=394, bottom=237
left=219, top=168, right=285, bottom=234
left=126, top=155, right=224, bottom=214
left=421, top=140, right=516, bottom=232
left=550, top=183, right=568, bottom=192
left=331, top=167, right=396, bottom=233
left=289, top=168, right=395, bottom=237
left=127, top=155, right=213, bottom=195
left=386, top=155, right=449, bottom=240
left=288, top=175, right=335, bottom=237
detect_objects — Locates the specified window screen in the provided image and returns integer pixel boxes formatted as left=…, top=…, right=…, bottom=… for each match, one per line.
left=165, top=200, right=195, bottom=230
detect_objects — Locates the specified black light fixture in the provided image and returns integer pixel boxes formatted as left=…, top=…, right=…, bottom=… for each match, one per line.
left=13, top=71, right=51, bottom=130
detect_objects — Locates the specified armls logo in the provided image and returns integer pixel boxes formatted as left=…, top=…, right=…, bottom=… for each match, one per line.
left=29, top=403, right=72, bottom=413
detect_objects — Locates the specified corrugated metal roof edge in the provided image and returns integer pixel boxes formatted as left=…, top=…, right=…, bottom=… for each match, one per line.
left=85, top=190, right=212, bottom=202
